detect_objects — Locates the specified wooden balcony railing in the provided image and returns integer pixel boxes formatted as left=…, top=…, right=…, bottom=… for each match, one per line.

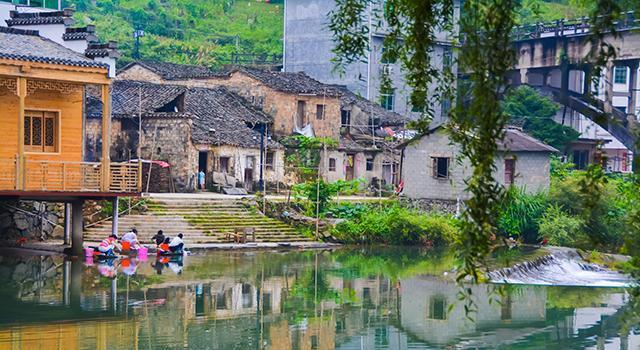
left=0, top=158, right=140, bottom=193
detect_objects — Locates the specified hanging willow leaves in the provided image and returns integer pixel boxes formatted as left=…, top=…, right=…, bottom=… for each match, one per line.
left=329, top=0, right=456, bottom=124
left=329, top=0, right=640, bottom=320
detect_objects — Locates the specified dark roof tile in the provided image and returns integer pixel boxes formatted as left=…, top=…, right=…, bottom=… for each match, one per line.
left=225, top=66, right=343, bottom=96
left=6, top=9, right=75, bottom=26
left=0, top=26, right=108, bottom=69
left=120, top=60, right=219, bottom=80
left=498, top=127, right=559, bottom=153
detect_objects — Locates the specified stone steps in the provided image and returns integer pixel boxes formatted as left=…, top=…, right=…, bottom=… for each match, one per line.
left=84, top=196, right=313, bottom=244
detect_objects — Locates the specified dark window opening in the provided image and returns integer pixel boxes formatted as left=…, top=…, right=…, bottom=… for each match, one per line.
left=316, top=104, right=325, bottom=120
left=311, top=335, right=319, bottom=350
left=198, top=151, right=207, bottom=173
left=156, top=94, right=184, bottom=113
left=219, top=156, right=230, bottom=173
left=366, top=157, right=374, bottom=171
left=573, top=150, right=589, bottom=170
left=432, top=157, right=450, bottom=179
left=329, top=158, right=337, bottom=172
left=380, top=91, right=394, bottom=111
left=428, top=296, right=447, bottom=320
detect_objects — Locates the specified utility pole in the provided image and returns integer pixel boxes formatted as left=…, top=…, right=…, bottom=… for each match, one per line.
left=133, top=29, right=145, bottom=59
left=258, top=123, right=266, bottom=191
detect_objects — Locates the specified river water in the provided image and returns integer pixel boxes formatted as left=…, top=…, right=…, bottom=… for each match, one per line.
left=0, top=246, right=637, bottom=350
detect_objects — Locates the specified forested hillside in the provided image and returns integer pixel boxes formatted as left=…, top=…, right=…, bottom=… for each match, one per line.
left=65, top=0, right=284, bottom=67
left=517, top=0, right=593, bottom=24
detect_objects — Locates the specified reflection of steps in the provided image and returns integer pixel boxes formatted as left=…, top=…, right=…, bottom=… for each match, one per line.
left=84, top=197, right=314, bottom=244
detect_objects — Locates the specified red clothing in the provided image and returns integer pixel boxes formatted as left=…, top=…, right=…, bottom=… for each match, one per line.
left=158, top=243, right=170, bottom=255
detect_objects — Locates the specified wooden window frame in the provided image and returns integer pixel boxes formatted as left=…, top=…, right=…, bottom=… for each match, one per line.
left=265, top=151, right=275, bottom=171
left=329, top=158, right=337, bottom=172
left=505, top=158, right=516, bottom=185
left=316, top=104, right=325, bottom=120
left=431, top=157, right=450, bottom=179
left=24, top=109, right=61, bottom=154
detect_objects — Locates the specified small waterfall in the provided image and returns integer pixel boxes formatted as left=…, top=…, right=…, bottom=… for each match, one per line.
left=488, top=249, right=632, bottom=287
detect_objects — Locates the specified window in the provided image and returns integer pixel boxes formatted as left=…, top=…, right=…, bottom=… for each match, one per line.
left=428, top=296, right=447, bottom=320
left=573, top=150, right=589, bottom=170
left=341, top=110, right=351, bottom=126
left=381, top=44, right=397, bottom=64
left=366, top=157, right=374, bottom=171
left=432, top=157, right=450, bottom=179
left=296, top=100, right=306, bottom=127
left=380, top=90, right=394, bottom=111
left=316, top=104, right=325, bottom=120
left=310, top=335, right=319, bottom=350
left=329, top=158, right=336, bottom=172
left=505, top=158, right=516, bottom=185
left=25, top=111, right=58, bottom=153
left=441, top=99, right=451, bottom=118
left=219, top=157, right=230, bottom=173
left=614, top=66, right=628, bottom=84
left=443, top=47, right=453, bottom=68
left=265, top=151, right=274, bottom=170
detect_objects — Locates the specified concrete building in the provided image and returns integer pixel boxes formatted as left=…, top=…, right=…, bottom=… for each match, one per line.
left=117, top=61, right=407, bottom=188
left=400, top=126, right=557, bottom=201
left=283, top=0, right=459, bottom=122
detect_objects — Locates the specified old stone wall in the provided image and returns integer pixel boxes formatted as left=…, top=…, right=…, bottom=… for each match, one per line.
left=0, top=201, right=63, bottom=241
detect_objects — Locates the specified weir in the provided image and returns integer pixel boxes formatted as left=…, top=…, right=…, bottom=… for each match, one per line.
left=488, top=249, right=632, bottom=287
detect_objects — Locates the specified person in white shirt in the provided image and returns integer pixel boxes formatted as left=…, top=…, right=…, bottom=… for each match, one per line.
left=121, top=228, right=140, bottom=249
left=169, top=233, right=184, bottom=253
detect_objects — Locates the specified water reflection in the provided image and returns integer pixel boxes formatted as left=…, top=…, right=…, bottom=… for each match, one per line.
left=0, top=247, right=636, bottom=350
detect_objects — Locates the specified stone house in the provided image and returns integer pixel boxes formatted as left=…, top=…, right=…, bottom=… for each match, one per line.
left=117, top=61, right=406, bottom=187
left=400, top=126, right=558, bottom=201
left=86, top=80, right=284, bottom=192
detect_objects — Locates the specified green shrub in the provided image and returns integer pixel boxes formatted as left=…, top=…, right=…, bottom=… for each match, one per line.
left=327, top=203, right=367, bottom=219
left=332, top=204, right=459, bottom=246
left=497, top=187, right=547, bottom=243
left=538, top=204, right=585, bottom=247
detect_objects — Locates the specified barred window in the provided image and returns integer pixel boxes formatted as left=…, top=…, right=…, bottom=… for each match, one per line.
left=25, top=111, right=58, bottom=153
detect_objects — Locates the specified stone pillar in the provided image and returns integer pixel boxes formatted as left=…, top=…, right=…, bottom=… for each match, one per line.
left=111, top=197, right=119, bottom=236
left=626, top=61, right=639, bottom=119
left=64, top=203, right=71, bottom=245
left=70, top=258, right=82, bottom=309
left=71, top=200, right=84, bottom=256
left=520, top=68, right=529, bottom=85
left=604, top=63, right=615, bottom=113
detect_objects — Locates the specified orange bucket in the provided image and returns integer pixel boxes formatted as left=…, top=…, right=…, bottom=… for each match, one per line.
left=122, top=241, right=131, bottom=251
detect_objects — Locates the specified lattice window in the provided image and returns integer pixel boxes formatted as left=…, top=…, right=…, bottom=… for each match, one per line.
left=25, top=111, right=58, bottom=152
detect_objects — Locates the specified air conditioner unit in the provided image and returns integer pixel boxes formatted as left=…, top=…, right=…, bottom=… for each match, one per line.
left=381, top=65, right=394, bottom=76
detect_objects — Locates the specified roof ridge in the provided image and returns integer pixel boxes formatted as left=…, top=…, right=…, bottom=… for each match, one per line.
left=0, top=26, right=39, bottom=36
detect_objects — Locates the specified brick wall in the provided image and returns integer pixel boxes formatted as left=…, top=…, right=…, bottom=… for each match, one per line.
left=401, top=130, right=551, bottom=200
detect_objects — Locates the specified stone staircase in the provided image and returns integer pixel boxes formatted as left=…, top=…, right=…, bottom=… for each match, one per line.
left=84, top=197, right=315, bottom=244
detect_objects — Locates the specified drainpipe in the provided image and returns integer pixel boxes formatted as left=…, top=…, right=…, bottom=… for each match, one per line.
left=258, top=123, right=265, bottom=191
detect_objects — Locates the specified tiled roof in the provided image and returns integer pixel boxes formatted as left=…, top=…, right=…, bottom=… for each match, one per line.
left=339, top=87, right=406, bottom=127
left=89, top=80, right=276, bottom=149
left=6, top=9, right=75, bottom=26
left=225, top=66, right=343, bottom=96
left=187, top=87, right=279, bottom=148
left=120, top=60, right=219, bottom=80
left=63, top=25, right=97, bottom=41
left=0, top=26, right=109, bottom=69
left=498, top=127, right=559, bottom=153
left=85, top=41, right=121, bottom=58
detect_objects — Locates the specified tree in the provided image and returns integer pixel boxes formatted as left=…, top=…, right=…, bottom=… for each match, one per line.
left=503, top=86, right=580, bottom=151
left=328, top=0, right=638, bottom=303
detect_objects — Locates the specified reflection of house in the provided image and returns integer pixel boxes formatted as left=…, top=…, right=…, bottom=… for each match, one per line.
left=86, top=80, right=284, bottom=192
left=399, top=277, right=547, bottom=346
left=400, top=126, right=557, bottom=201
left=117, top=61, right=406, bottom=188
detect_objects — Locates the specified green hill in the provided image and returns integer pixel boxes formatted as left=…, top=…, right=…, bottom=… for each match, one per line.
left=66, top=0, right=284, bottom=67
left=517, top=0, right=592, bottom=24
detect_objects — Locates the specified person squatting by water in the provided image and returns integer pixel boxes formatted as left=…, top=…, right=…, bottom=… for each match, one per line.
left=169, top=233, right=184, bottom=253
left=98, top=234, right=119, bottom=256
left=121, top=228, right=141, bottom=250
left=152, top=230, right=165, bottom=246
